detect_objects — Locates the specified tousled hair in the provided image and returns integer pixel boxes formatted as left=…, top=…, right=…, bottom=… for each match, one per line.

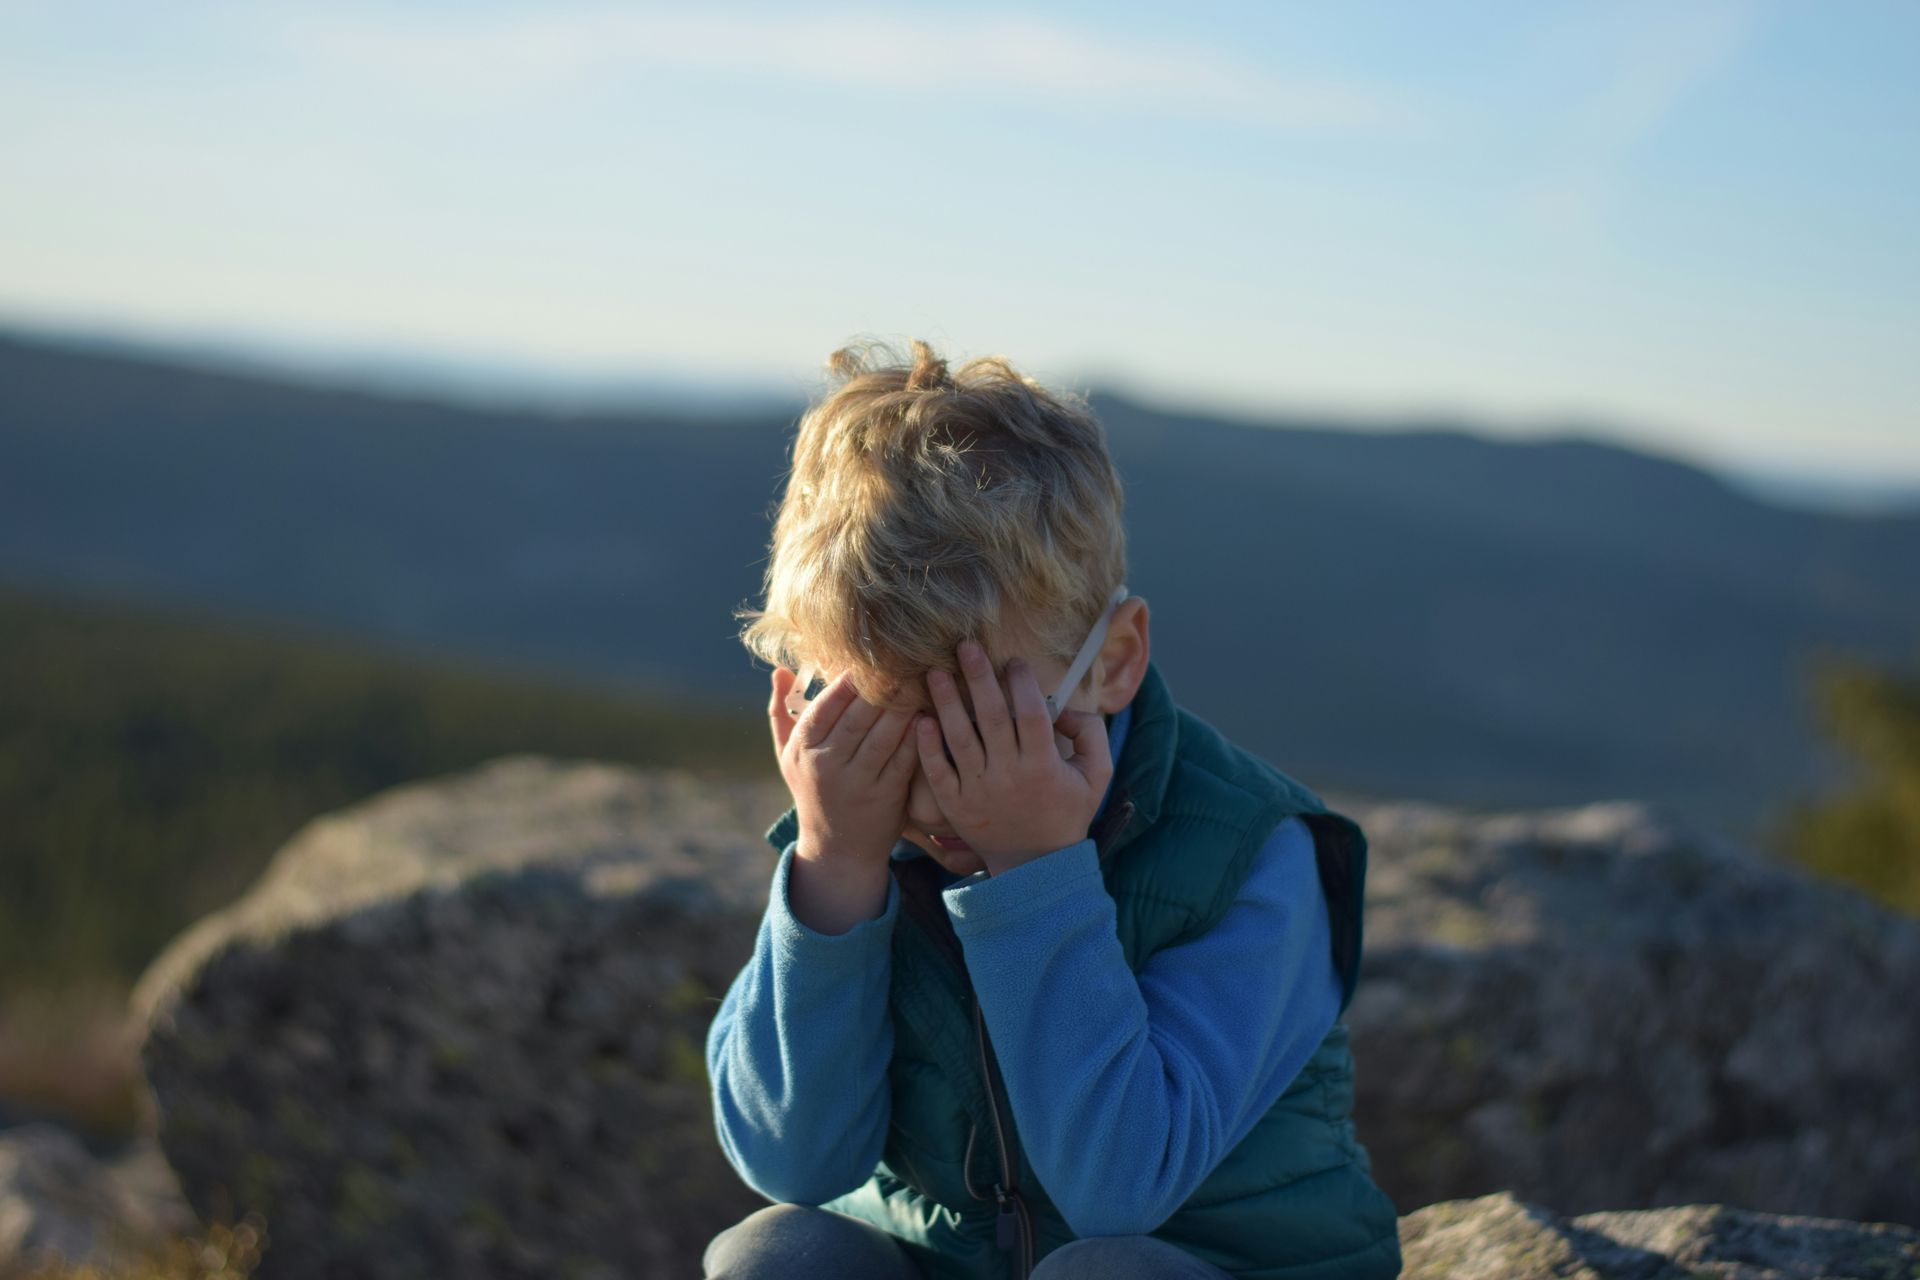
left=734, top=336, right=1128, bottom=709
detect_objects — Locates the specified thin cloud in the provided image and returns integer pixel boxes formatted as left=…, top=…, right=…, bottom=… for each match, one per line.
left=1519, top=0, right=1760, bottom=241
left=272, top=4, right=1428, bottom=136
left=1571, top=0, right=1758, bottom=151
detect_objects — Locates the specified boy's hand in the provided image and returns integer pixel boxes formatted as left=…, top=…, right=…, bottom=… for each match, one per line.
left=769, top=666, right=921, bottom=872
left=916, top=639, right=1114, bottom=876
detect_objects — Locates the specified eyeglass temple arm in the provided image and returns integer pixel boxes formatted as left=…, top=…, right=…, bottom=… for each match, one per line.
left=1045, top=584, right=1129, bottom=721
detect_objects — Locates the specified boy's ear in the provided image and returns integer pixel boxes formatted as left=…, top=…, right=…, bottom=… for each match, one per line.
left=1094, top=596, right=1150, bottom=715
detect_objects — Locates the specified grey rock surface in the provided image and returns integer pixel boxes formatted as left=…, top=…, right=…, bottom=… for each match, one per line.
left=128, top=759, right=1920, bottom=1277
left=1337, top=795, right=1920, bottom=1229
left=1399, top=1188, right=1920, bottom=1279
left=132, top=755, right=784, bottom=1280
left=0, top=1122, right=194, bottom=1277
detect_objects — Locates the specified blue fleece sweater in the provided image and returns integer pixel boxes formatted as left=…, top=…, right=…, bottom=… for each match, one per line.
left=704, top=700, right=1345, bottom=1238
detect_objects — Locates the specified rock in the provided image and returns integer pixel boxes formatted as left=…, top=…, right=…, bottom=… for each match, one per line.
left=1398, top=1188, right=1920, bottom=1279
left=0, top=1122, right=195, bottom=1276
left=129, top=760, right=1920, bottom=1277
left=132, top=756, right=783, bottom=1280
left=1336, top=795, right=1920, bottom=1229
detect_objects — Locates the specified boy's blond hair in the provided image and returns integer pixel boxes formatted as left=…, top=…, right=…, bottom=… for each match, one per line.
left=735, top=337, right=1128, bottom=709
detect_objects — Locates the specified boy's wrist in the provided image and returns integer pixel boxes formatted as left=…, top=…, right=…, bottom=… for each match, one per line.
left=787, top=841, right=893, bottom=937
left=977, top=834, right=1085, bottom=878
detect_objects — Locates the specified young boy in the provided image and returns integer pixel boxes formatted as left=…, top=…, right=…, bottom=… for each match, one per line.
left=704, top=339, right=1403, bottom=1280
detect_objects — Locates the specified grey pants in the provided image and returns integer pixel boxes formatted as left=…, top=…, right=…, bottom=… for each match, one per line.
left=703, top=1204, right=1237, bottom=1279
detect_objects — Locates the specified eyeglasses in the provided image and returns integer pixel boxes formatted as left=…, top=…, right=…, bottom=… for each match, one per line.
left=785, top=583, right=1130, bottom=725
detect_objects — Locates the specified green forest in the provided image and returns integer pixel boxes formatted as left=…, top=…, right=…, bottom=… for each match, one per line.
left=0, top=582, right=770, bottom=1141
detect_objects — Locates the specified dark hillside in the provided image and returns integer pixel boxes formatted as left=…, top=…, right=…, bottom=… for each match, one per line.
left=5, top=327, right=1917, bottom=846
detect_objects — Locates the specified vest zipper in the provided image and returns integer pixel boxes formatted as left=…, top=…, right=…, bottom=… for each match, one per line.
left=989, top=793, right=1134, bottom=1278
left=920, top=791, right=1139, bottom=1280
left=972, top=995, right=1033, bottom=1279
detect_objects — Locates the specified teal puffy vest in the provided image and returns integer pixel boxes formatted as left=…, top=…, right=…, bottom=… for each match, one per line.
left=760, top=659, right=1403, bottom=1280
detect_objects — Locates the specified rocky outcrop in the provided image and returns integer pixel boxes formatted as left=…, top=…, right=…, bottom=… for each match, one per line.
left=1348, top=799, right=1920, bottom=1227
left=131, top=757, right=779, bottom=1280
left=9, top=1144, right=1916, bottom=1280
left=120, top=756, right=1920, bottom=1278
left=0, top=1122, right=195, bottom=1276
left=1398, top=1189, right=1919, bottom=1279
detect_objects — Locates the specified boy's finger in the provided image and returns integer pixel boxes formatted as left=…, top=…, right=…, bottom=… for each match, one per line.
left=1056, top=708, right=1112, bottom=779
left=825, top=680, right=887, bottom=752
left=914, top=712, right=961, bottom=795
left=927, top=667, right=986, bottom=777
left=956, top=640, right=1017, bottom=762
left=769, top=668, right=797, bottom=755
left=852, top=705, right=915, bottom=777
left=1005, top=659, right=1053, bottom=756
left=794, top=671, right=860, bottom=747
left=879, top=713, right=921, bottom=782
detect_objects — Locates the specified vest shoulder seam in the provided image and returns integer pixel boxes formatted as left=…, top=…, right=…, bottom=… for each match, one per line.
left=1166, top=710, right=1327, bottom=801
left=1154, top=757, right=1326, bottom=853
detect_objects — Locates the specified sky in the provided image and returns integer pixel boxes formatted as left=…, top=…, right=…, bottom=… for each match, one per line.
left=2, top=0, right=1917, bottom=485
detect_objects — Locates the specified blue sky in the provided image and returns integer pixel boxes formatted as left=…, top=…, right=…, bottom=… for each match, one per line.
left=2, top=1, right=1916, bottom=481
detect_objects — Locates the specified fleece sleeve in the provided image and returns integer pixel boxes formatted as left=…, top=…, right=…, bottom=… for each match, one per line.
left=941, top=815, right=1342, bottom=1238
left=703, top=838, right=899, bottom=1205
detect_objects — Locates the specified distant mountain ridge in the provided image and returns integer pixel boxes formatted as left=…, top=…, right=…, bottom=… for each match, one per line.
left=3, top=325, right=1916, bottom=848
left=16, top=317, right=1918, bottom=514
left=0, top=315, right=811, bottom=418
left=1714, top=464, right=1920, bottom=516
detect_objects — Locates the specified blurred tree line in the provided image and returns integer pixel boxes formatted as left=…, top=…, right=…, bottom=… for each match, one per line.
left=0, top=582, right=768, bottom=1139
left=0, top=583, right=769, bottom=1001
left=1770, top=646, right=1920, bottom=916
